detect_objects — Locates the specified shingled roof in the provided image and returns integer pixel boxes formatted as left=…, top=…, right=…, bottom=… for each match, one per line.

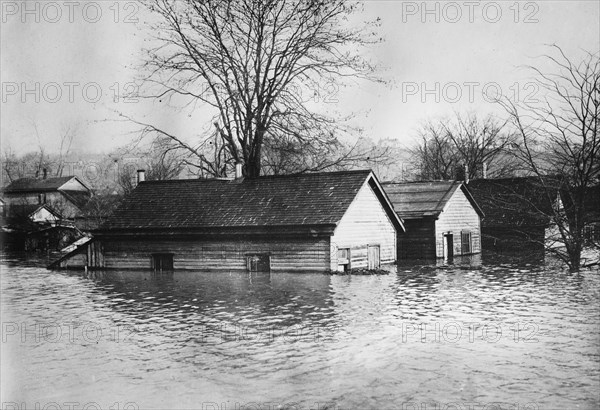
left=100, top=170, right=400, bottom=233
left=3, top=176, right=85, bottom=193
left=382, top=181, right=482, bottom=219
left=468, top=177, right=559, bottom=227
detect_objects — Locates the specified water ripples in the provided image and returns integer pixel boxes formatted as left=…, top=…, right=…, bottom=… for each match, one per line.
left=1, top=257, right=598, bottom=409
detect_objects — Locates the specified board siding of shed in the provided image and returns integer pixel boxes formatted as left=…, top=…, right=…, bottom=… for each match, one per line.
left=100, top=238, right=330, bottom=272
left=330, top=181, right=397, bottom=269
left=397, top=219, right=436, bottom=260
left=435, top=188, right=481, bottom=258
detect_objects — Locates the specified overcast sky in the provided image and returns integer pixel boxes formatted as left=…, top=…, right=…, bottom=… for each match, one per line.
left=1, top=0, right=599, bottom=156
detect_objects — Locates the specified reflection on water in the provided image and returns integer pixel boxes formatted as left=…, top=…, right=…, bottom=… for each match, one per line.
left=1, top=253, right=599, bottom=409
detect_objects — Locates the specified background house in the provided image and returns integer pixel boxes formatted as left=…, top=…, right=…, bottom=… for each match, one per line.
left=2, top=175, right=92, bottom=221
left=51, top=170, right=404, bottom=272
left=383, top=181, right=483, bottom=260
left=1, top=175, right=91, bottom=252
left=467, top=177, right=560, bottom=254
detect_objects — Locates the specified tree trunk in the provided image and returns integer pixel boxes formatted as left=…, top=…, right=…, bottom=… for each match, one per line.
left=246, top=157, right=261, bottom=178
left=568, top=242, right=582, bottom=272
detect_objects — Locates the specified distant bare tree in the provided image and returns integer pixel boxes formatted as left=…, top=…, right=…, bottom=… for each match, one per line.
left=80, top=191, right=123, bottom=230
left=1, top=121, right=81, bottom=184
left=410, top=113, right=518, bottom=181
left=139, top=0, right=381, bottom=177
left=2, top=148, right=22, bottom=184
left=499, top=45, right=599, bottom=271
left=1, top=148, right=53, bottom=184
left=53, top=121, right=79, bottom=177
left=261, top=136, right=399, bottom=176
left=115, top=138, right=187, bottom=194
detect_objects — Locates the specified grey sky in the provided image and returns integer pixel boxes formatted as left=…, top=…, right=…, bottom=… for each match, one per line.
left=1, top=0, right=599, bottom=155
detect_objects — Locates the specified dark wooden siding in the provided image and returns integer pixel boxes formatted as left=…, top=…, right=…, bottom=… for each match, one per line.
left=481, top=226, right=546, bottom=253
left=97, top=237, right=330, bottom=272
left=398, top=218, right=436, bottom=260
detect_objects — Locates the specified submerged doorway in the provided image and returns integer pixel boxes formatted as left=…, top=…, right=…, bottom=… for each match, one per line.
left=247, top=254, right=271, bottom=273
left=152, top=253, right=174, bottom=271
left=367, top=245, right=380, bottom=269
left=444, top=234, right=454, bottom=260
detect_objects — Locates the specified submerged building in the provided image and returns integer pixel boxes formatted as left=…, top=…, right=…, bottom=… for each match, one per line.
left=383, top=181, right=483, bottom=260
left=51, top=170, right=404, bottom=272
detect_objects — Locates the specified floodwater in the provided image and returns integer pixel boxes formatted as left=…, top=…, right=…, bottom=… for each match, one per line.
left=1, top=253, right=599, bottom=410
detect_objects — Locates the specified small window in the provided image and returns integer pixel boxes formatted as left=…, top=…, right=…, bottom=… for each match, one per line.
left=247, top=254, right=270, bottom=273
left=461, top=231, right=472, bottom=254
left=152, top=253, right=174, bottom=271
left=584, top=223, right=600, bottom=242
left=337, top=248, right=350, bottom=272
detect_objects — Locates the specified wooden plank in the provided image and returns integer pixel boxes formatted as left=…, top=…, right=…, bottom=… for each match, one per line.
left=102, top=237, right=330, bottom=272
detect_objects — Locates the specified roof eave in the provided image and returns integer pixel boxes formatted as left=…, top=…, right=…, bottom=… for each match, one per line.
left=93, top=224, right=338, bottom=238
left=367, top=173, right=406, bottom=232
left=459, top=183, right=485, bottom=218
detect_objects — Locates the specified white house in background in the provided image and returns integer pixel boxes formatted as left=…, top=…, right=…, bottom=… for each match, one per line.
left=28, top=204, right=61, bottom=225
left=2, top=174, right=92, bottom=220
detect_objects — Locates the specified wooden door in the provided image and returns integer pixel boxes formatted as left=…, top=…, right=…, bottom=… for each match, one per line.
left=152, top=253, right=174, bottom=271
left=444, top=234, right=454, bottom=260
left=247, top=254, right=271, bottom=273
left=367, top=245, right=380, bottom=269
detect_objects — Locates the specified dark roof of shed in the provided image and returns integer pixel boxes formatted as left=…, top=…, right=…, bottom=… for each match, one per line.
left=468, top=177, right=559, bottom=227
left=3, top=176, right=77, bottom=193
left=382, top=181, right=482, bottom=219
left=101, top=170, right=386, bottom=231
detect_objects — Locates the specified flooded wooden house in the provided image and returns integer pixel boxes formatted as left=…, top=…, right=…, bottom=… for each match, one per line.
left=51, top=170, right=404, bottom=272
left=2, top=175, right=92, bottom=251
left=467, top=177, right=560, bottom=254
left=2, top=174, right=92, bottom=221
left=382, top=181, right=483, bottom=260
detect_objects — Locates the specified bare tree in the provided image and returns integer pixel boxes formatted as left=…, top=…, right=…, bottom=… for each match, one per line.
left=53, top=121, right=79, bottom=177
left=114, top=138, right=187, bottom=194
left=2, top=147, right=22, bottom=185
left=1, top=120, right=80, bottom=184
left=499, top=45, right=599, bottom=271
left=140, top=0, right=380, bottom=177
left=410, top=113, right=518, bottom=181
left=80, top=191, right=123, bottom=230
left=261, top=135, right=399, bottom=176
left=1, top=148, right=53, bottom=184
